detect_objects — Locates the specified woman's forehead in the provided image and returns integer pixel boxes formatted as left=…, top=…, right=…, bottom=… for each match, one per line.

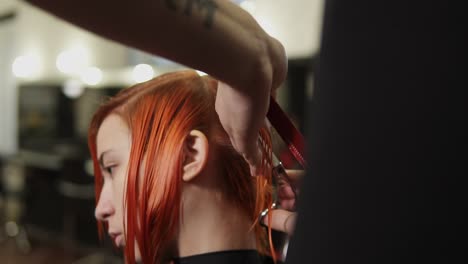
left=96, top=114, right=131, bottom=155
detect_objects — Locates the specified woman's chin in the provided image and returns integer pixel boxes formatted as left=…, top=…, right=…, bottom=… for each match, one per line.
left=134, top=245, right=141, bottom=262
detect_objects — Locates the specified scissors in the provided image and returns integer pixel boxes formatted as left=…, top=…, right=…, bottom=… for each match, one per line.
left=259, top=96, right=307, bottom=260
left=267, top=96, right=306, bottom=207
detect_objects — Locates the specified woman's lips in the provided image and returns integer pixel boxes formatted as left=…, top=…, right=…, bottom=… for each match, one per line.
left=114, top=234, right=124, bottom=247
left=109, top=232, right=124, bottom=247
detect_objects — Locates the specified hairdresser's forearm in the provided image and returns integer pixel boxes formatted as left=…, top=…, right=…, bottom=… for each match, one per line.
left=25, top=0, right=277, bottom=91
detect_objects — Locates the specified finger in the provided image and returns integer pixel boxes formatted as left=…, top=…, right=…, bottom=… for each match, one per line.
left=278, top=185, right=295, bottom=200
left=278, top=184, right=296, bottom=210
left=279, top=199, right=295, bottom=211
left=262, top=209, right=297, bottom=236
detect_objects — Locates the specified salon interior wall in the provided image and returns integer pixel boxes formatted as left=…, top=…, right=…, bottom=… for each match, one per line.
left=12, top=1, right=131, bottom=83
left=0, top=0, right=17, bottom=157
left=1, top=0, right=131, bottom=157
left=247, top=0, right=324, bottom=59
left=0, top=0, right=323, bottom=156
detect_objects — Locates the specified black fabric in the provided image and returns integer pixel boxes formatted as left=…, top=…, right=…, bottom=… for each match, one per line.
left=172, top=250, right=277, bottom=264
left=287, top=0, right=466, bottom=263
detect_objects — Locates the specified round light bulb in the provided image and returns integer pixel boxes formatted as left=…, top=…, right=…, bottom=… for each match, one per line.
left=56, top=47, right=89, bottom=74
left=12, top=55, right=40, bottom=78
left=132, top=64, right=154, bottom=83
left=62, top=79, right=85, bottom=99
left=81, top=67, right=103, bottom=86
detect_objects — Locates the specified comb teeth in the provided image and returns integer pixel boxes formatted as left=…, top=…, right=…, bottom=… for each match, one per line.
left=266, top=96, right=307, bottom=168
left=257, top=136, right=273, bottom=168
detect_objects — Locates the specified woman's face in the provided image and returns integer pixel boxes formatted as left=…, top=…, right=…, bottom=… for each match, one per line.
left=95, top=114, right=141, bottom=260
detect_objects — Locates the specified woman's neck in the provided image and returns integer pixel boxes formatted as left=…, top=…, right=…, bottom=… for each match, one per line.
left=177, top=180, right=257, bottom=257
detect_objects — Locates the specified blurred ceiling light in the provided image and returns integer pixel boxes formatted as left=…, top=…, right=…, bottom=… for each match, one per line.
left=62, top=79, right=85, bottom=99
left=80, top=66, right=102, bottom=86
left=12, top=54, right=41, bottom=78
left=132, top=64, right=154, bottom=83
left=5, top=221, right=19, bottom=237
left=56, top=47, right=89, bottom=74
left=239, top=0, right=256, bottom=14
left=196, top=70, right=208, bottom=76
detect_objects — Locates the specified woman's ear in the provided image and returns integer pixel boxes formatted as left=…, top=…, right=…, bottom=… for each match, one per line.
left=182, top=130, right=209, bottom=182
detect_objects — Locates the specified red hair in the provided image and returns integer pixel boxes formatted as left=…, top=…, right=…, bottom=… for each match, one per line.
left=88, top=70, right=274, bottom=263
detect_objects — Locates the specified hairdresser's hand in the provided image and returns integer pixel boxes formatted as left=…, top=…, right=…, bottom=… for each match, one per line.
left=216, top=37, right=287, bottom=176
left=263, top=169, right=304, bottom=236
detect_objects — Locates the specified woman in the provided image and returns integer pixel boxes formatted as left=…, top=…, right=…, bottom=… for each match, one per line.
left=88, top=70, right=277, bottom=264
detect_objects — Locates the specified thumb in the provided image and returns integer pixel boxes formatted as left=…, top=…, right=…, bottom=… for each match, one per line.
left=262, top=209, right=297, bottom=236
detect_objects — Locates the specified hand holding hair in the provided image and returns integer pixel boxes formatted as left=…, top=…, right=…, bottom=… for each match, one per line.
left=215, top=36, right=287, bottom=176
left=263, top=169, right=304, bottom=236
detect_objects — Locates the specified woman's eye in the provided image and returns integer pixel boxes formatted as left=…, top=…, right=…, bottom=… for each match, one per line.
left=104, top=165, right=116, bottom=175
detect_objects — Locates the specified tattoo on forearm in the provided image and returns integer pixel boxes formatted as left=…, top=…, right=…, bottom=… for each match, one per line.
left=164, top=0, right=218, bottom=29
left=183, top=0, right=217, bottom=28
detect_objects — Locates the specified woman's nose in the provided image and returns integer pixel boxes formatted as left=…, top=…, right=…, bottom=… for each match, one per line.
left=95, top=196, right=115, bottom=221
